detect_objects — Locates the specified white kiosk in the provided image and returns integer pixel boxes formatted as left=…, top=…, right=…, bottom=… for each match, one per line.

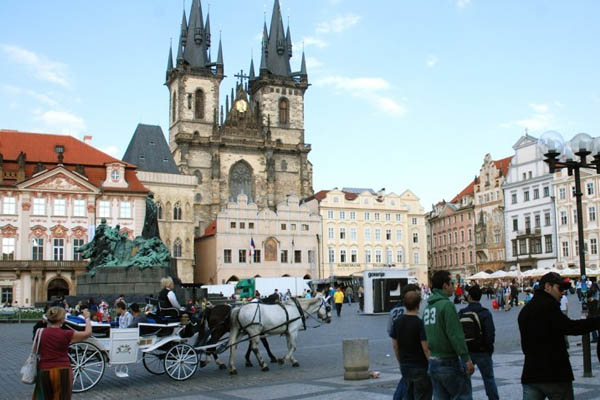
left=363, top=269, right=416, bottom=314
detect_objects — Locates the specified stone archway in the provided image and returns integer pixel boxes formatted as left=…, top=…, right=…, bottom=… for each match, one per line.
left=226, top=275, right=239, bottom=283
left=46, top=277, right=70, bottom=301
left=303, top=274, right=311, bottom=279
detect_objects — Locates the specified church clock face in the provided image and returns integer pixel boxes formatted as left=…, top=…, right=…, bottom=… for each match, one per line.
left=235, top=99, right=248, bottom=113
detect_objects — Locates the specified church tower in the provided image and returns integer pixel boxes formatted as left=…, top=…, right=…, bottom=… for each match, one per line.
left=167, top=0, right=313, bottom=233
left=166, top=0, right=224, bottom=172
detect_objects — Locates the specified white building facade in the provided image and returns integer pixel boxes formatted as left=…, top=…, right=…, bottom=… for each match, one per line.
left=314, top=188, right=428, bottom=284
left=503, top=135, right=558, bottom=271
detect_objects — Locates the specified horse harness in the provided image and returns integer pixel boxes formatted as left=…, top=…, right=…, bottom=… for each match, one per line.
left=236, top=300, right=305, bottom=336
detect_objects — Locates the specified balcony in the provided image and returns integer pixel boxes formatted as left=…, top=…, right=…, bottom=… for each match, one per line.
left=516, top=228, right=542, bottom=238
left=0, top=260, right=87, bottom=272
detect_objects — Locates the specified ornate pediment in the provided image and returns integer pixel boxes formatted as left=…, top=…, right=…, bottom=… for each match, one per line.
left=21, top=168, right=98, bottom=193
left=0, top=224, right=18, bottom=237
left=28, top=173, right=90, bottom=192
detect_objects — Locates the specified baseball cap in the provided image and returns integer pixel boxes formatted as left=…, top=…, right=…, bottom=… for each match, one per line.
left=539, top=272, right=571, bottom=291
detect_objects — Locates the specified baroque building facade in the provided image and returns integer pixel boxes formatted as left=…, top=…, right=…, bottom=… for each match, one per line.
left=473, top=154, right=512, bottom=272
left=165, top=0, right=313, bottom=235
left=311, top=188, right=428, bottom=283
left=194, top=194, right=320, bottom=284
left=123, top=124, right=197, bottom=283
left=503, top=135, right=558, bottom=271
left=554, top=165, right=600, bottom=270
left=0, top=130, right=148, bottom=306
left=428, top=181, right=476, bottom=278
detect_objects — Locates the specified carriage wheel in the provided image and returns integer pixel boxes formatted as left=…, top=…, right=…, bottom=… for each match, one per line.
left=69, top=342, right=106, bottom=393
left=164, top=343, right=198, bottom=381
left=143, top=348, right=166, bottom=375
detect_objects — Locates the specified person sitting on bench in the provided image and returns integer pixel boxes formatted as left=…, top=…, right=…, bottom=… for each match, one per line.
left=128, top=303, right=149, bottom=328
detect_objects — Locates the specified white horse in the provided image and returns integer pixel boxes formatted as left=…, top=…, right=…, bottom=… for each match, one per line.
left=228, top=294, right=331, bottom=375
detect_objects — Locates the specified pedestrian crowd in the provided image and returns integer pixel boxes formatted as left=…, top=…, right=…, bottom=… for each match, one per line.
left=389, top=269, right=600, bottom=400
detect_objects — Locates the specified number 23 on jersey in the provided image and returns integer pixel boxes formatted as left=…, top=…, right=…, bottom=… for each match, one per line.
left=423, top=308, right=436, bottom=325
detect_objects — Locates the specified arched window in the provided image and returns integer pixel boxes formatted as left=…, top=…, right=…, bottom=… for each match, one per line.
left=194, top=169, right=202, bottom=184
left=229, top=161, right=253, bottom=202
left=194, top=193, right=202, bottom=203
left=195, top=89, right=205, bottom=119
left=281, top=159, right=287, bottom=171
left=172, top=91, right=177, bottom=122
left=156, top=202, right=163, bottom=220
left=173, top=238, right=182, bottom=258
left=278, top=97, right=289, bottom=125
left=173, top=202, right=182, bottom=220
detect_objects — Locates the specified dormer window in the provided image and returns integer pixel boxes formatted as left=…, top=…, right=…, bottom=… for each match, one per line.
left=111, top=170, right=120, bottom=181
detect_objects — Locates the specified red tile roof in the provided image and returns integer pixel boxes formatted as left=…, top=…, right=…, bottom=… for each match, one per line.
left=451, top=181, right=475, bottom=203
left=203, top=221, right=217, bottom=237
left=309, top=189, right=360, bottom=202
left=0, top=130, right=147, bottom=193
left=493, top=156, right=513, bottom=176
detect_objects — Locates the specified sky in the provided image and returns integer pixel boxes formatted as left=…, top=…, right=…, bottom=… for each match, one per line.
left=2, top=0, right=600, bottom=211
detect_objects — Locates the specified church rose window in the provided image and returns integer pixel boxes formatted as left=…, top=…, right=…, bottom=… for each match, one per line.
left=229, top=161, right=253, bottom=202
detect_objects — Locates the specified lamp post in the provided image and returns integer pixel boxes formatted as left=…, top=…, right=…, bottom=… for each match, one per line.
left=538, top=131, right=600, bottom=378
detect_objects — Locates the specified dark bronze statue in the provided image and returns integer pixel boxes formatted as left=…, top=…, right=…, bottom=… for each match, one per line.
left=77, top=193, right=170, bottom=275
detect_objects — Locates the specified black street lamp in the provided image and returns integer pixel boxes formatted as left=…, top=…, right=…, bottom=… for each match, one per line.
left=539, top=130, right=600, bottom=377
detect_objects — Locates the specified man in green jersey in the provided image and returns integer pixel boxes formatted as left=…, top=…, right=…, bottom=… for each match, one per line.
left=424, top=270, right=474, bottom=399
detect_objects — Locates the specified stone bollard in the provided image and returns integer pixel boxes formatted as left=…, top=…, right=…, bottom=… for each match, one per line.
left=343, top=338, right=369, bottom=380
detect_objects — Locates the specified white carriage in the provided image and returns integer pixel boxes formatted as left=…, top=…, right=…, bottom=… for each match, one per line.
left=65, top=320, right=200, bottom=392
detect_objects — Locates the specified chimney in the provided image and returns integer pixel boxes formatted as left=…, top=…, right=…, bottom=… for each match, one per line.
left=83, top=135, right=92, bottom=145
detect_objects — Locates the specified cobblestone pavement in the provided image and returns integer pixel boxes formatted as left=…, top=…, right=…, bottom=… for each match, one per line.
left=3, top=294, right=600, bottom=399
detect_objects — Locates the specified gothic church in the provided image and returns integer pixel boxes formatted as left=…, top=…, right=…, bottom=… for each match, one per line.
left=165, top=0, right=314, bottom=233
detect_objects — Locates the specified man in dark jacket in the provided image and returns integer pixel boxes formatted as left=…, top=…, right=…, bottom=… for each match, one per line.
left=510, top=281, right=519, bottom=307
left=460, top=285, right=498, bottom=400
left=519, top=272, right=600, bottom=399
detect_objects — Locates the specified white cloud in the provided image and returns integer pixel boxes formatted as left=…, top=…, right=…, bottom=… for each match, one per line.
left=316, top=76, right=389, bottom=90
left=457, top=0, right=471, bottom=8
left=100, top=145, right=120, bottom=158
left=316, top=14, right=361, bottom=34
left=0, top=44, right=70, bottom=87
left=36, top=110, right=86, bottom=137
left=306, top=56, right=323, bottom=69
left=298, top=36, right=329, bottom=49
left=426, top=55, right=439, bottom=67
left=529, top=103, right=549, bottom=113
left=1, top=84, right=58, bottom=106
left=316, top=75, right=405, bottom=116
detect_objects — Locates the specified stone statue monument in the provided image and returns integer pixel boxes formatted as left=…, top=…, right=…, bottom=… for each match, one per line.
left=77, top=193, right=170, bottom=276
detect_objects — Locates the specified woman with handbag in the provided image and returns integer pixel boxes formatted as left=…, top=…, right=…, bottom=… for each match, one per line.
left=32, top=306, right=91, bottom=399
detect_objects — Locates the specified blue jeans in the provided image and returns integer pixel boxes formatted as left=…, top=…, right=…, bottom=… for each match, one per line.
left=428, top=358, right=472, bottom=400
left=400, top=363, right=432, bottom=400
left=393, top=377, right=407, bottom=400
left=522, top=382, right=574, bottom=400
left=470, top=352, right=499, bottom=400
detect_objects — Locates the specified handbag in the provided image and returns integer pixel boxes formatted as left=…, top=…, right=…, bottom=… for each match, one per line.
left=20, top=328, right=43, bottom=384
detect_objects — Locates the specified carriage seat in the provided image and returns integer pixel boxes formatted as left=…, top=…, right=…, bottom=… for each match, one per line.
left=138, top=322, right=180, bottom=337
left=145, top=297, right=180, bottom=324
left=64, top=318, right=111, bottom=338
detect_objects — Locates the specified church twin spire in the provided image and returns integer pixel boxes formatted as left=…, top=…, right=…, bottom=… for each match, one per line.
left=166, top=0, right=223, bottom=81
left=167, top=0, right=306, bottom=83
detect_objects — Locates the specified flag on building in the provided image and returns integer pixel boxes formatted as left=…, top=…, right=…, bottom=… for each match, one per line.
left=250, top=237, right=256, bottom=257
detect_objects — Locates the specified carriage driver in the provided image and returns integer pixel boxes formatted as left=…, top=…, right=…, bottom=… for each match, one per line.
left=158, top=277, right=186, bottom=318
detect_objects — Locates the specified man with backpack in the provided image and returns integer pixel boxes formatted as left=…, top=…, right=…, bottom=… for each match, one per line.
left=424, top=270, right=474, bottom=399
left=459, top=285, right=499, bottom=400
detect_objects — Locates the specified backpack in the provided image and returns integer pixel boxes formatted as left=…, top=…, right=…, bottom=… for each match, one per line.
left=459, top=310, right=483, bottom=352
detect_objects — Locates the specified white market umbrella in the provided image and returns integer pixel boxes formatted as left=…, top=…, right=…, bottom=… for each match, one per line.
left=467, top=271, right=491, bottom=280
left=489, top=270, right=508, bottom=279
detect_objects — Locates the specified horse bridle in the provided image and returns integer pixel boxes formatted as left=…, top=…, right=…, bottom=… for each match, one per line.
left=303, top=297, right=331, bottom=326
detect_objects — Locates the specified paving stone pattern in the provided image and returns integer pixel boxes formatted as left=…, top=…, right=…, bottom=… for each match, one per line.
left=3, top=294, right=600, bottom=399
